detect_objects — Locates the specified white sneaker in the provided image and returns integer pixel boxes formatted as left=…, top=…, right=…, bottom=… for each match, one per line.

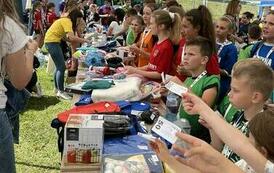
left=56, top=91, right=72, bottom=100
left=35, top=83, right=43, bottom=97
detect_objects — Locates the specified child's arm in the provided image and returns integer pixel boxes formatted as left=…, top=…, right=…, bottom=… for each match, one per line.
left=149, top=139, right=200, bottom=173
left=126, top=66, right=161, bottom=79
left=181, top=92, right=268, bottom=173
left=209, top=129, right=224, bottom=151
left=173, top=133, right=245, bottom=173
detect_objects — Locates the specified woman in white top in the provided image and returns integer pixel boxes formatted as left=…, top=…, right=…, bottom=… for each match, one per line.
left=107, top=8, right=125, bottom=37
left=0, top=0, right=38, bottom=172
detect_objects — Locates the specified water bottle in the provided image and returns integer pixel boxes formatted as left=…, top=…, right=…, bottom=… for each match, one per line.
left=165, top=92, right=181, bottom=122
left=170, top=118, right=191, bottom=158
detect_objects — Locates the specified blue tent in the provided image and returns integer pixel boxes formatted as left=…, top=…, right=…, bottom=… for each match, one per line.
left=258, top=0, right=274, bottom=17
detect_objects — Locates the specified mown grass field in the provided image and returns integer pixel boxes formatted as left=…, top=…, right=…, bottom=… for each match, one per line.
left=15, top=1, right=258, bottom=172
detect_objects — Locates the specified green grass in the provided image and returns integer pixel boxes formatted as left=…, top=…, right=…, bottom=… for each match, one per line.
left=14, top=1, right=258, bottom=172
left=15, top=67, right=72, bottom=173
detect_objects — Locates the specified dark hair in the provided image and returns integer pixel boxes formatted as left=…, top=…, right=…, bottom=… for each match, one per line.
left=185, top=36, right=213, bottom=58
left=225, top=0, right=241, bottom=17
left=114, top=8, right=125, bottom=23
left=168, top=6, right=185, bottom=18
left=33, top=1, right=42, bottom=11
left=68, top=9, right=83, bottom=32
left=166, top=0, right=180, bottom=8
left=143, top=0, right=156, bottom=4
left=232, top=59, right=274, bottom=101
left=47, top=2, right=55, bottom=11
left=248, top=24, right=262, bottom=40
left=126, top=8, right=138, bottom=17
left=65, top=0, right=78, bottom=12
left=185, top=5, right=216, bottom=53
left=243, top=11, right=254, bottom=19
left=249, top=108, right=274, bottom=161
left=131, top=15, right=145, bottom=26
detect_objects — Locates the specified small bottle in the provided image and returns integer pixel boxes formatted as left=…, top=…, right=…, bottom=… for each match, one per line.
left=170, top=135, right=189, bottom=158
left=165, top=92, right=181, bottom=122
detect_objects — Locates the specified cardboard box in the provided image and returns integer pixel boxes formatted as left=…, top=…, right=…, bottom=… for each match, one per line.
left=64, top=115, right=104, bottom=165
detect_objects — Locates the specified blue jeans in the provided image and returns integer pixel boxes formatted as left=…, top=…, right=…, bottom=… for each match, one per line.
left=0, top=110, right=16, bottom=173
left=45, top=42, right=66, bottom=91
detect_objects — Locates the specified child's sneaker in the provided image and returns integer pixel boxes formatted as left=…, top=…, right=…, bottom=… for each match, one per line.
left=56, top=91, right=72, bottom=100
left=36, top=83, right=43, bottom=97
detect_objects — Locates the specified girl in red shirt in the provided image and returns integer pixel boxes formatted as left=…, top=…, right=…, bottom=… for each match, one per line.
left=126, top=10, right=181, bottom=81
left=173, top=5, right=220, bottom=83
left=46, top=2, right=58, bottom=29
left=33, top=1, right=45, bottom=47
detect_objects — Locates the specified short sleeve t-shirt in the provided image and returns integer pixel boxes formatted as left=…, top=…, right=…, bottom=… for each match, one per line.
left=236, top=159, right=255, bottom=173
left=251, top=42, right=274, bottom=69
left=217, top=96, right=240, bottom=123
left=0, top=16, right=29, bottom=108
left=238, top=43, right=255, bottom=61
left=44, top=17, right=73, bottom=43
left=46, top=11, right=58, bottom=28
left=217, top=41, right=238, bottom=100
left=147, top=39, right=173, bottom=74
left=33, top=9, right=42, bottom=31
left=109, top=21, right=123, bottom=36
left=222, top=111, right=248, bottom=163
left=179, top=75, right=220, bottom=143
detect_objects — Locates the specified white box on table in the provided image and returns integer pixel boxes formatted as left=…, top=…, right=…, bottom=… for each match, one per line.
left=64, top=114, right=104, bottom=164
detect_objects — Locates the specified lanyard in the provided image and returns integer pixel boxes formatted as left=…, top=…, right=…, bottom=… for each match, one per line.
left=256, top=44, right=274, bottom=60
left=181, top=45, right=185, bottom=65
left=224, top=104, right=232, bottom=119
left=217, top=40, right=231, bottom=56
left=140, top=28, right=151, bottom=49
left=189, top=71, right=207, bottom=88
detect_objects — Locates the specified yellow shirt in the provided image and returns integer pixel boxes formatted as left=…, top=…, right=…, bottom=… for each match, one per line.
left=44, top=18, right=73, bottom=43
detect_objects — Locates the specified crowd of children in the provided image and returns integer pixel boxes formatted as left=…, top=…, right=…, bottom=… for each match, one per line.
left=2, top=0, right=273, bottom=172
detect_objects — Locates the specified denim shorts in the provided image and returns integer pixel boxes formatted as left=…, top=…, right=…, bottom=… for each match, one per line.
left=0, top=110, right=16, bottom=173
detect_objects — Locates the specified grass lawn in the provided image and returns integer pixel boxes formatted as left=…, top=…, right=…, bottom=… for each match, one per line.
left=14, top=1, right=258, bottom=172
left=15, top=67, right=71, bottom=173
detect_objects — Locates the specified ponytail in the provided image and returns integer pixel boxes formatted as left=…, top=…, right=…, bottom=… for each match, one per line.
left=170, top=12, right=181, bottom=45
left=185, top=5, right=216, bottom=53
left=152, top=10, right=181, bottom=44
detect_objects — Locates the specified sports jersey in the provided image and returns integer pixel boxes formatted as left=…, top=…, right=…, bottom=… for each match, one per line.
left=147, top=39, right=173, bottom=74
left=238, top=42, right=258, bottom=61
left=217, top=96, right=240, bottom=123
left=251, top=42, right=274, bottom=69
left=222, top=111, right=248, bottom=163
left=173, top=38, right=220, bottom=82
left=44, top=18, right=73, bottom=43
left=33, top=9, right=42, bottom=31
left=46, top=11, right=58, bottom=29
left=136, top=29, right=155, bottom=67
left=217, top=41, right=238, bottom=100
left=179, top=74, right=220, bottom=143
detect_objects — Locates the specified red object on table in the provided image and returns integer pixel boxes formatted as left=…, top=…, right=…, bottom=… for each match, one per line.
left=57, top=101, right=121, bottom=124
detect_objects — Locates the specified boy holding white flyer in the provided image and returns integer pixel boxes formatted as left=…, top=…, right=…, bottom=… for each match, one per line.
left=177, top=37, right=220, bottom=143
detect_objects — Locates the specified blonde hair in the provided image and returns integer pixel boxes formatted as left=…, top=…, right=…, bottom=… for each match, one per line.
left=232, top=59, right=274, bottom=101
left=152, top=10, right=181, bottom=45
left=0, top=0, right=25, bottom=54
